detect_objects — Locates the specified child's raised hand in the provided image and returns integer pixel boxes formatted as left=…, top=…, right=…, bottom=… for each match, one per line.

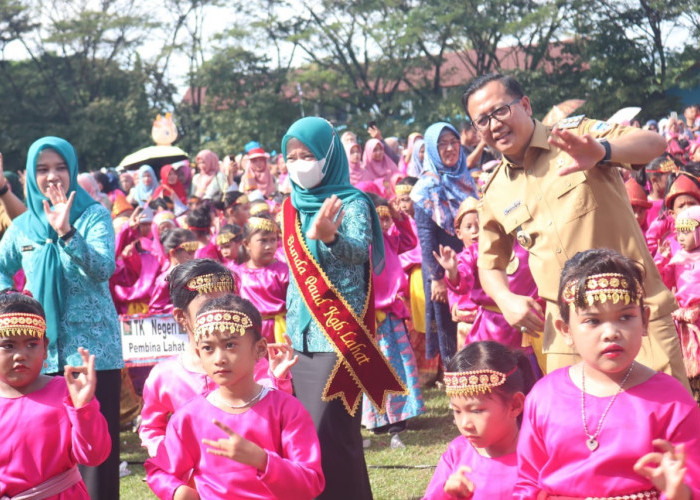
left=634, top=439, right=691, bottom=500
left=203, top=419, right=268, bottom=471
left=63, top=347, right=97, bottom=409
left=268, top=335, right=299, bottom=379
left=444, top=465, right=475, bottom=498
left=433, top=244, right=457, bottom=272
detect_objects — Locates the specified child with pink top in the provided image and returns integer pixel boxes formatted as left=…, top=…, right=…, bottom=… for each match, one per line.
left=515, top=249, right=700, bottom=499
left=0, top=290, right=111, bottom=499
left=647, top=173, right=700, bottom=257
left=434, top=198, right=543, bottom=376
left=215, top=223, right=244, bottom=272
left=145, top=294, right=324, bottom=499
left=148, top=228, right=198, bottom=314
left=236, top=215, right=290, bottom=344
left=361, top=195, right=425, bottom=435
left=423, top=341, right=535, bottom=499
left=139, top=259, right=296, bottom=457
left=654, top=206, right=700, bottom=402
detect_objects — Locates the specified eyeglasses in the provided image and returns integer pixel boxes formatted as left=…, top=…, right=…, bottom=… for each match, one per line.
left=437, top=138, right=461, bottom=151
left=472, top=99, right=522, bottom=131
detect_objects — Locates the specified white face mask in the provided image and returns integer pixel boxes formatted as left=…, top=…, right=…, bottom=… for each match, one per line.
left=287, top=134, right=334, bottom=189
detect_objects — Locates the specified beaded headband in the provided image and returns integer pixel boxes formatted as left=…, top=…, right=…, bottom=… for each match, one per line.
left=0, top=312, right=46, bottom=338
left=186, top=272, right=235, bottom=295
left=194, top=309, right=253, bottom=343
left=177, top=241, right=199, bottom=253
left=675, top=217, right=700, bottom=233
left=249, top=203, right=271, bottom=216
left=563, top=272, right=643, bottom=307
left=647, top=158, right=677, bottom=174
left=395, top=184, right=413, bottom=196
left=375, top=206, right=391, bottom=218
left=216, top=232, right=240, bottom=246
left=247, top=216, right=279, bottom=234
left=444, top=367, right=517, bottom=397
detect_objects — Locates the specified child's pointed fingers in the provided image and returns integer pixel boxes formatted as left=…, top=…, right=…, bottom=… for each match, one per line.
left=213, top=419, right=237, bottom=437
left=634, top=452, right=663, bottom=478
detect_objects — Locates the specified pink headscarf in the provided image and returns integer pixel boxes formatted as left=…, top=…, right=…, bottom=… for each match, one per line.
left=194, top=150, right=220, bottom=197
left=362, top=138, right=398, bottom=183
left=671, top=206, right=700, bottom=264
left=243, top=149, right=275, bottom=196
left=399, top=132, right=423, bottom=175
left=344, top=141, right=366, bottom=185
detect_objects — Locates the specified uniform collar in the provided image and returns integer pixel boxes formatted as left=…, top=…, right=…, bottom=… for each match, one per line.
left=502, top=120, right=550, bottom=172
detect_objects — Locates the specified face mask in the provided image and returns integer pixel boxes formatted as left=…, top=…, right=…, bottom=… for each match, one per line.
left=287, top=134, right=334, bottom=189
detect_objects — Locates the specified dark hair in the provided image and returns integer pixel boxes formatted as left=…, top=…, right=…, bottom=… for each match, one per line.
left=218, top=224, right=243, bottom=242
left=195, top=293, right=262, bottom=341
left=557, top=249, right=645, bottom=323
left=149, top=198, right=171, bottom=212
left=92, top=171, right=110, bottom=193
left=167, top=259, right=234, bottom=310
left=461, top=73, right=525, bottom=118
left=186, top=206, right=213, bottom=234
left=223, top=191, right=248, bottom=209
left=396, top=176, right=418, bottom=188
left=243, top=213, right=279, bottom=240
left=366, top=192, right=388, bottom=208
left=0, top=289, right=45, bottom=318
left=160, top=228, right=197, bottom=252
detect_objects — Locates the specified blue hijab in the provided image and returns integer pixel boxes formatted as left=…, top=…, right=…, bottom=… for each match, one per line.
left=14, top=137, right=96, bottom=354
left=410, top=123, right=477, bottom=235
left=132, top=164, right=159, bottom=206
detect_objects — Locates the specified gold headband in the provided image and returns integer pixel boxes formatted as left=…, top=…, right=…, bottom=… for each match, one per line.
left=648, top=158, right=677, bottom=174
left=194, top=309, right=253, bottom=343
left=0, top=312, right=46, bottom=338
left=376, top=206, right=391, bottom=218
left=675, top=218, right=699, bottom=233
left=444, top=368, right=515, bottom=397
left=233, top=195, right=249, bottom=205
left=177, top=241, right=199, bottom=253
left=395, top=184, right=413, bottom=196
left=186, top=272, right=235, bottom=295
left=563, top=272, right=643, bottom=307
left=216, top=232, right=239, bottom=246
left=249, top=203, right=270, bottom=216
left=247, top=217, right=279, bottom=234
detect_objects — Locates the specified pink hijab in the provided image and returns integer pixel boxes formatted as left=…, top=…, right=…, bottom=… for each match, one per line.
left=399, top=132, right=423, bottom=174
left=194, top=149, right=220, bottom=197
left=362, top=138, right=398, bottom=183
left=344, top=141, right=366, bottom=185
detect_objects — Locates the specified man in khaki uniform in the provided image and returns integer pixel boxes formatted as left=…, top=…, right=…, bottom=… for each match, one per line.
left=462, top=73, right=688, bottom=388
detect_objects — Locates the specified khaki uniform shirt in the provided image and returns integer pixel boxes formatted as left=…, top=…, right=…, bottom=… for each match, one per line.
left=478, top=119, right=676, bottom=352
left=0, top=203, right=10, bottom=241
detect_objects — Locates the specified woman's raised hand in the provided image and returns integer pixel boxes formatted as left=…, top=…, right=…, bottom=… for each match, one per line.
left=42, top=182, right=75, bottom=236
left=307, top=195, right=344, bottom=244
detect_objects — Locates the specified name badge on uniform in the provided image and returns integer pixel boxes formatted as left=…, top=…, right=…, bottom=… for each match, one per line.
left=504, top=200, right=521, bottom=216
left=591, top=120, right=612, bottom=133
left=557, top=114, right=585, bottom=129
left=516, top=227, right=533, bottom=249
left=21, top=245, right=35, bottom=252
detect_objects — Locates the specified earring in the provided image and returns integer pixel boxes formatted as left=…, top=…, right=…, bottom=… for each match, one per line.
left=43, top=361, right=48, bottom=369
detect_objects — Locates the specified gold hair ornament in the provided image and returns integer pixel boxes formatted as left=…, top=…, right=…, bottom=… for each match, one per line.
left=443, top=368, right=515, bottom=397
left=194, top=309, right=253, bottom=343
left=563, top=272, right=643, bottom=307
left=249, top=203, right=271, bottom=216
left=375, top=206, right=392, bottom=219
left=177, top=241, right=199, bottom=253
left=394, top=184, right=413, bottom=196
left=186, top=273, right=235, bottom=294
left=233, top=195, right=249, bottom=206
left=675, top=218, right=699, bottom=233
left=247, top=217, right=279, bottom=234
left=0, top=313, right=46, bottom=338
left=216, top=232, right=238, bottom=246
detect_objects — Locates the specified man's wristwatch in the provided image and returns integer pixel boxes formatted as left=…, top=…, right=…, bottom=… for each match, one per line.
left=597, top=139, right=612, bottom=165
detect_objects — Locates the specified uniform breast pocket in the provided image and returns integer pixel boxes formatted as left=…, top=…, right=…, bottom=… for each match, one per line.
left=502, top=204, right=533, bottom=235
left=553, top=171, right=597, bottom=223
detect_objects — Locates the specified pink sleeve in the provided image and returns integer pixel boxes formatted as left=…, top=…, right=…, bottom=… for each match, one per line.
left=115, top=223, right=138, bottom=258
left=514, top=396, right=546, bottom=499
left=256, top=402, right=325, bottom=498
left=139, top=373, right=171, bottom=457
left=652, top=249, right=676, bottom=290
left=423, top=443, right=461, bottom=500
left=254, top=358, right=293, bottom=395
left=394, top=215, right=418, bottom=254
left=65, top=396, right=111, bottom=466
left=145, top=416, right=196, bottom=499
left=445, top=249, right=476, bottom=296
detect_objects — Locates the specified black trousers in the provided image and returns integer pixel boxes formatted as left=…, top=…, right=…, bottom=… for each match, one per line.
left=78, top=369, right=121, bottom=500
left=292, top=351, right=373, bottom=500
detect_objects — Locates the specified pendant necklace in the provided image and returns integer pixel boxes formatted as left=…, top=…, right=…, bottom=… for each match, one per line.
left=216, top=385, right=265, bottom=410
left=580, top=363, right=634, bottom=452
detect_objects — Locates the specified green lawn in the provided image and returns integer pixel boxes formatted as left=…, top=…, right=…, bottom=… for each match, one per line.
left=120, top=387, right=455, bottom=499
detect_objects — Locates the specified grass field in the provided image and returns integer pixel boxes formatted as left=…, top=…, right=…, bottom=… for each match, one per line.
left=119, top=387, right=455, bottom=499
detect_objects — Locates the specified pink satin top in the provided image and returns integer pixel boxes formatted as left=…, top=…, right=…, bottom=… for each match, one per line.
left=374, top=216, right=417, bottom=317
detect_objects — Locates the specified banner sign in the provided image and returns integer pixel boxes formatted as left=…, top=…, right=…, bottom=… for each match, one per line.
left=120, top=313, right=189, bottom=367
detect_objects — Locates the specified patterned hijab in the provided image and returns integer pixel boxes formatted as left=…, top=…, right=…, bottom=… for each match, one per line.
left=411, top=123, right=477, bottom=235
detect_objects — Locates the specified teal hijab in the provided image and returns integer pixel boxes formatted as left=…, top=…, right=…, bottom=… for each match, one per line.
left=282, top=117, right=385, bottom=331
left=14, top=137, right=96, bottom=358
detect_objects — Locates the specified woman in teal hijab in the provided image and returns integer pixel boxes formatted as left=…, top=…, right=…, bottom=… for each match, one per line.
left=281, top=117, right=381, bottom=500
left=0, top=136, right=123, bottom=499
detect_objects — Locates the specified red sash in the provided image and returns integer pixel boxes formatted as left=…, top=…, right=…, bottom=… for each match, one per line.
left=282, top=198, right=406, bottom=415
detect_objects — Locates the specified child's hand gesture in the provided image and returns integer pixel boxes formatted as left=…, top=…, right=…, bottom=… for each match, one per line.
left=444, top=465, right=475, bottom=498
left=203, top=419, right=268, bottom=471
left=634, top=439, right=691, bottom=500
left=268, top=335, right=299, bottom=379
left=63, top=347, right=97, bottom=409
left=432, top=244, right=458, bottom=284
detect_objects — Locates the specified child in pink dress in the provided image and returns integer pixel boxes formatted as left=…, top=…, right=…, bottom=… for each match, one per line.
left=215, top=224, right=244, bottom=272
left=0, top=290, right=111, bottom=499
left=423, top=341, right=535, bottom=499
left=139, top=259, right=296, bottom=457
left=145, top=294, right=324, bottom=499
left=654, top=206, right=700, bottom=403
left=237, top=216, right=289, bottom=344
left=148, top=228, right=198, bottom=314
left=515, top=248, right=700, bottom=499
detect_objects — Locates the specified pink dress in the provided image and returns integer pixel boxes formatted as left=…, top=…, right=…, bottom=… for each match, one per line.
left=148, top=262, right=174, bottom=314
left=645, top=215, right=675, bottom=257
left=139, top=354, right=292, bottom=457
left=195, top=241, right=220, bottom=261
left=515, top=369, right=700, bottom=499
left=145, top=389, right=325, bottom=499
left=446, top=243, right=538, bottom=349
left=235, top=261, right=289, bottom=343
left=374, top=215, right=417, bottom=318
left=423, top=436, right=517, bottom=499
left=0, top=377, right=111, bottom=499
